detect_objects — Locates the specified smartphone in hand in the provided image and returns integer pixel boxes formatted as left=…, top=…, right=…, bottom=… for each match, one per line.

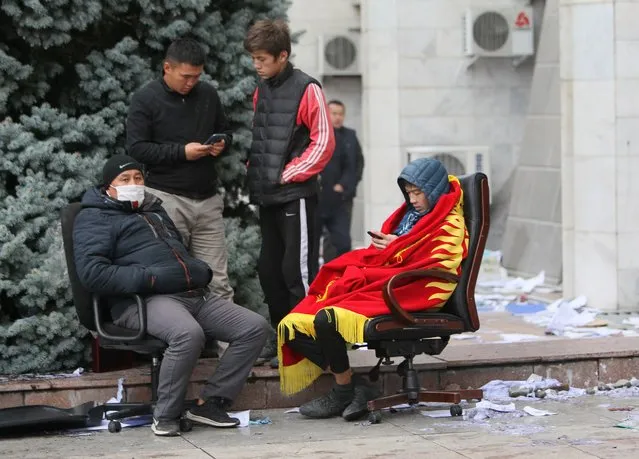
left=204, top=133, right=229, bottom=145
left=367, top=230, right=383, bottom=240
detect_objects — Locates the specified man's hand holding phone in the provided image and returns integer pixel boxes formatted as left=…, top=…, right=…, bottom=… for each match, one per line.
left=368, top=230, right=399, bottom=250
left=204, top=133, right=229, bottom=157
left=185, top=143, right=211, bottom=161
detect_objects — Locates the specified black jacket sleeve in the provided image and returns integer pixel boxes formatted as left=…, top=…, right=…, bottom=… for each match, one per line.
left=73, top=209, right=154, bottom=295
left=126, top=90, right=187, bottom=165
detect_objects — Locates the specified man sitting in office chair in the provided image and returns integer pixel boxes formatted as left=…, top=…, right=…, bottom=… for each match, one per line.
left=73, top=155, right=269, bottom=437
left=277, top=157, right=468, bottom=421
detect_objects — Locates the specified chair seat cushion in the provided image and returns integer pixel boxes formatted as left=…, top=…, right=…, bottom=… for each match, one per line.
left=99, top=323, right=167, bottom=353
left=364, top=312, right=466, bottom=341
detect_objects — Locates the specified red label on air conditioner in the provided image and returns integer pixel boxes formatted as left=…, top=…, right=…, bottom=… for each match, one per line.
left=515, top=11, right=531, bottom=29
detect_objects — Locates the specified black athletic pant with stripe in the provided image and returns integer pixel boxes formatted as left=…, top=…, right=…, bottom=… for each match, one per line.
left=258, top=196, right=319, bottom=329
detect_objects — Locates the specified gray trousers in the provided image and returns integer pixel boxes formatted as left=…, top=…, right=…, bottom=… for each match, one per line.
left=114, top=293, right=269, bottom=421
left=148, top=188, right=234, bottom=301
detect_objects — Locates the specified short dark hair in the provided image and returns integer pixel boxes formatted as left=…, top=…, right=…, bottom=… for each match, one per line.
left=244, top=19, right=291, bottom=58
left=165, top=37, right=206, bottom=66
left=328, top=100, right=345, bottom=108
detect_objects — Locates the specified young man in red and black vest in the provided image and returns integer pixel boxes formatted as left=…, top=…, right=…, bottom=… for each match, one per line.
left=244, top=19, right=335, bottom=367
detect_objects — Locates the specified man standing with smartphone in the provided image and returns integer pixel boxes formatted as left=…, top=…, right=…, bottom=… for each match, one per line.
left=244, top=19, right=335, bottom=367
left=126, top=37, right=235, bottom=308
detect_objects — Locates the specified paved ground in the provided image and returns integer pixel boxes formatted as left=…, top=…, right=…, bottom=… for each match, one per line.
left=3, top=395, right=639, bottom=458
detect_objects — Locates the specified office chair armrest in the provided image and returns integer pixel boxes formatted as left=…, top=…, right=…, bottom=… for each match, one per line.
left=92, top=294, right=148, bottom=341
left=382, top=269, right=460, bottom=325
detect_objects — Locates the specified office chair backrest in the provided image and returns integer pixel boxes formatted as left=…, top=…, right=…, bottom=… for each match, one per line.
left=60, top=202, right=97, bottom=332
left=440, top=173, right=490, bottom=332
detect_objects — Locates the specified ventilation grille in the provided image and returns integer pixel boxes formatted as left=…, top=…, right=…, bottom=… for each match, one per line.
left=473, top=11, right=509, bottom=52
left=433, top=153, right=467, bottom=177
left=324, top=36, right=357, bottom=70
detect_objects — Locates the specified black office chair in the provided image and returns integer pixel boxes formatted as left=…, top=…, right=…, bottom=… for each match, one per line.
left=60, top=203, right=192, bottom=433
left=363, top=173, right=490, bottom=423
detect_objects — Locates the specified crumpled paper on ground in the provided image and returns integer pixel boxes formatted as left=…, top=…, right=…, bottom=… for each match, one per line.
left=481, top=374, right=587, bottom=401
left=478, top=271, right=545, bottom=295
left=523, top=406, right=556, bottom=416
left=463, top=401, right=522, bottom=421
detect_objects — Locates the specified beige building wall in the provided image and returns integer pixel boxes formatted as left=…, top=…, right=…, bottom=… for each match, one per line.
left=361, top=0, right=536, bottom=238
left=561, top=0, right=639, bottom=311
left=502, top=0, right=562, bottom=282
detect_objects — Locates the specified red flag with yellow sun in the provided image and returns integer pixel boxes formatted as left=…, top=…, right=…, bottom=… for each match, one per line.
left=278, top=176, right=468, bottom=395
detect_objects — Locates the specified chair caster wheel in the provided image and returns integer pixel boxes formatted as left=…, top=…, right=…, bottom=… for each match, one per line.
left=368, top=410, right=382, bottom=424
left=180, top=418, right=193, bottom=432
left=108, top=420, right=122, bottom=433
left=450, top=404, right=463, bottom=417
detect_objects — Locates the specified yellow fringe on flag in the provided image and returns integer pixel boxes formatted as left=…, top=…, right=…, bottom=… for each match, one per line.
left=277, top=307, right=370, bottom=395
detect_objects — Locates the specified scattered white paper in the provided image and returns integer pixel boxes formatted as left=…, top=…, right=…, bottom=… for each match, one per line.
left=546, top=301, right=597, bottom=333
left=475, top=400, right=516, bottom=412
left=106, top=377, right=125, bottom=404
left=497, top=333, right=544, bottom=343
left=523, top=406, right=556, bottom=417
left=421, top=409, right=453, bottom=418
left=623, top=317, right=639, bottom=327
left=285, top=407, right=300, bottom=413
left=474, top=294, right=515, bottom=312
left=381, top=402, right=431, bottom=411
left=479, top=271, right=545, bottom=294
left=228, top=410, right=250, bottom=428
left=452, top=333, right=478, bottom=340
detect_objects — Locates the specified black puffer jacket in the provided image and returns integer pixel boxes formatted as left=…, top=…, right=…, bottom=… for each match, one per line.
left=248, top=64, right=320, bottom=206
left=73, top=187, right=213, bottom=319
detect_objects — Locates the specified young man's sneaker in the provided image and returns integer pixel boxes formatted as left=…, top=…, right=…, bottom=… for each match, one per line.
left=186, top=398, right=240, bottom=428
left=151, top=418, right=180, bottom=436
left=342, top=381, right=382, bottom=421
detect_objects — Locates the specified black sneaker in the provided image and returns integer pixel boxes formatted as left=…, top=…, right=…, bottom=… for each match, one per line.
left=342, top=381, right=382, bottom=421
left=299, top=384, right=354, bottom=419
left=151, top=418, right=180, bottom=436
left=186, top=399, right=240, bottom=428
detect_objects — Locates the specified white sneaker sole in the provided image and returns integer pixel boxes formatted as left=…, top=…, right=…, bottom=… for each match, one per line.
left=185, top=411, right=239, bottom=428
left=151, top=424, right=180, bottom=436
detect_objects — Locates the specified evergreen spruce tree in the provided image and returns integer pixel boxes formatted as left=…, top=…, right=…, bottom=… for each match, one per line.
left=0, top=0, right=289, bottom=374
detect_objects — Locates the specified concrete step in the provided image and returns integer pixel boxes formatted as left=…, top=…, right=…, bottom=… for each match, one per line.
left=2, top=336, right=639, bottom=411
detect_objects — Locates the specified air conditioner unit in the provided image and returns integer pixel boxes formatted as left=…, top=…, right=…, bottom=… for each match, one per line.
left=318, top=33, right=361, bottom=76
left=463, top=7, right=534, bottom=57
left=406, top=145, right=492, bottom=203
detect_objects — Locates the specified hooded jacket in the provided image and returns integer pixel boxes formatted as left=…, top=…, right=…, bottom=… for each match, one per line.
left=394, top=158, right=450, bottom=235
left=73, top=187, right=213, bottom=319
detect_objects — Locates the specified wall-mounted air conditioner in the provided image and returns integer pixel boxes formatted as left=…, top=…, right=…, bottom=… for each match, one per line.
left=463, top=7, right=534, bottom=58
left=318, top=33, right=361, bottom=76
left=406, top=145, right=492, bottom=203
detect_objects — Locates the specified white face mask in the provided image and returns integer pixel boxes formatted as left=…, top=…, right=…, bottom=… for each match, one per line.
left=111, top=184, right=145, bottom=204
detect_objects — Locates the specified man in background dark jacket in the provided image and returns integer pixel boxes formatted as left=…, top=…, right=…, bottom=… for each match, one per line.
left=73, top=155, right=268, bottom=437
left=320, top=100, right=364, bottom=263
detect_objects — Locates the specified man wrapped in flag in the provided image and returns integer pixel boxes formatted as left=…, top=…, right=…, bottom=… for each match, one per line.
left=277, top=157, right=468, bottom=421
